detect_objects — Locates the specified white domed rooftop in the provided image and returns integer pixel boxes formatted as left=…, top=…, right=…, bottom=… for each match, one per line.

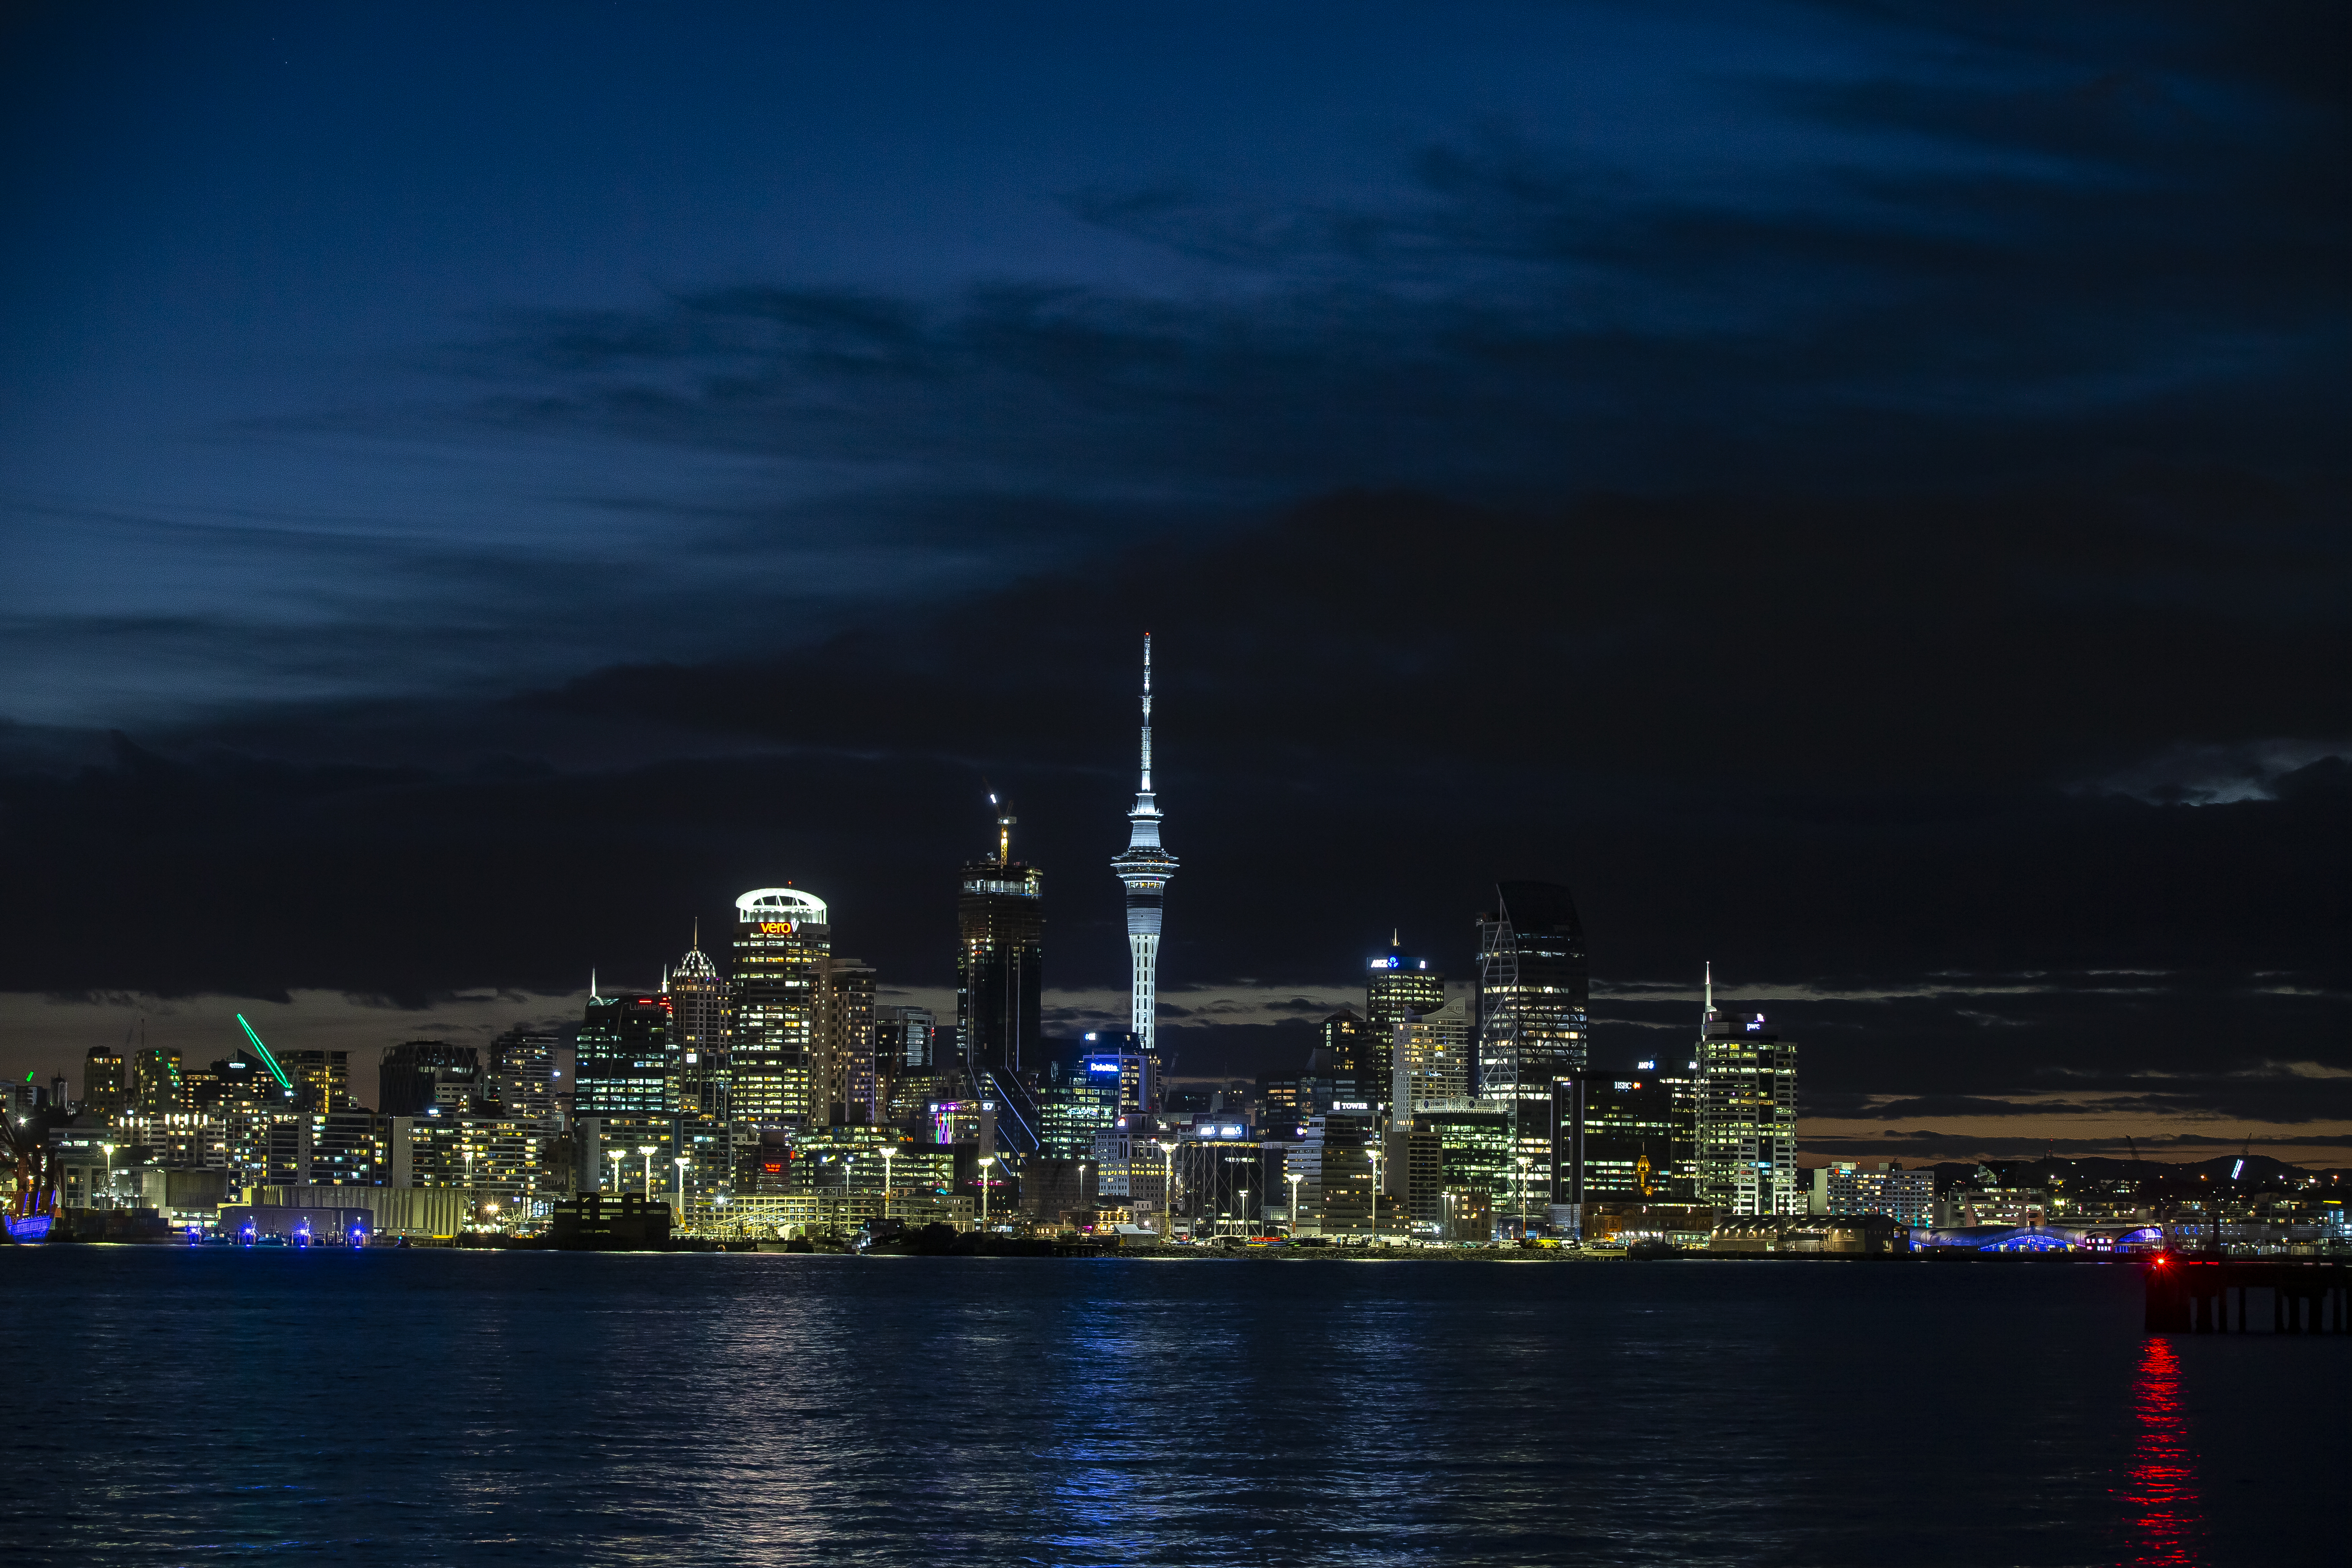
left=736, top=887, right=828, bottom=925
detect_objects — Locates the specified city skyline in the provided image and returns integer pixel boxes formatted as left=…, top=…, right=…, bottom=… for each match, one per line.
left=0, top=5, right=2343, bottom=1169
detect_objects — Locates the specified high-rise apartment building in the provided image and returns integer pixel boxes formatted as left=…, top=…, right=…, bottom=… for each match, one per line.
left=821, top=955, right=878, bottom=1126
left=132, top=1047, right=185, bottom=1114
left=490, top=1030, right=562, bottom=1122
left=83, top=1043, right=127, bottom=1118
left=1110, top=636, right=1177, bottom=1065
left=1392, top=1012, right=1473, bottom=1115
left=575, top=990, right=674, bottom=1117
left=1811, top=1161, right=1931, bottom=1227
left=666, top=927, right=728, bottom=1120
left=275, top=1049, right=353, bottom=1115
left=1694, top=970, right=1800, bottom=1216
left=730, top=887, right=832, bottom=1126
left=959, top=800, right=1044, bottom=1080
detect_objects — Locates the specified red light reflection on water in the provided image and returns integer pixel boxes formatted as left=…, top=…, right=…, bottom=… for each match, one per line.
left=2121, top=1337, right=2206, bottom=1566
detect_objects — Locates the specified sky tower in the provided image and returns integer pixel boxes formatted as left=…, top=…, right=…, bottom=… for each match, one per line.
left=1110, top=635, right=1177, bottom=1060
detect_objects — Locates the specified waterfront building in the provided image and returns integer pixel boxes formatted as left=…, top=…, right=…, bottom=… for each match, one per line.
left=730, top=887, right=832, bottom=1126
left=1286, top=1112, right=1376, bottom=1237
left=1557, top=1070, right=1692, bottom=1224
left=958, top=799, right=1045, bottom=1078
left=1109, top=636, right=1178, bottom=1065
left=1042, top=1047, right=1129, bottom=1160
left=1693, top=969, right=1800, bottom=1216
left=575, top=990, right=674, bottom=1117
left=377, top=1042, right=480, bottom=1117
left=1413, top=1105, right=1518, bottom=1220
left=265, top=1111, right=381, bottom=1186
left=1392, top=1124, right=1444, bottom=1228
left=1812, top=1161, right=1933, bottom=1227
left=666, top=927, right=728, bottom=1120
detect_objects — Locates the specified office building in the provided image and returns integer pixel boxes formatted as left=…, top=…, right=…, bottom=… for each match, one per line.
left=1366, top=937, right=1444, bottom=1095
left=958, top=799, right=1044, bottom=1080
left=1316, top=1008, right=1377, bottom=1079
left=1286, top=1111, right=1376, bottom=1237
left=575, top=989, right=674, bottom=1117
left=1474, top=880, right=1589, bottom=1202
left=730, top=887, right=832, bottom=1126
left=1694, top=968, right=1800, bottom=1216
left=378, top=1042, right=481, bottom=1117
left=1557, top=1070, right=1693, bottom=1220
left=667, top=926, right=728, bottom=1120
left=1109, top=636, right=1178, bottom=1064
left=1473, top=880, right=1590, bottom=1097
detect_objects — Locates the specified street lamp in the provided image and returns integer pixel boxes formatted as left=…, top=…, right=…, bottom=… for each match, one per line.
left=1368, top=1143, right=1385, bottom=1247
left=639, top=1145, right=658, bottom=1200
left=977, top=1155, right=995, bottom=1233
left=99, top=1143, right=115, bottom=1210
left=1287, top=1170, right=1304, bottom=1237
left=608, top=1150, right=626, bottom=1196
left=1516, top=1155, right=1531, bottom=1241
left=674, top=1156, right=691, bottom=1220
left=881, top=1146, right=895, bottom=1221
left=1239, top=1188, right=1250, bottom=1240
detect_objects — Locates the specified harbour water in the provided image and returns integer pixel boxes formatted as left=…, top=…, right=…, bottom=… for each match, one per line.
left=7, top=1248, right=2342, bottom=1566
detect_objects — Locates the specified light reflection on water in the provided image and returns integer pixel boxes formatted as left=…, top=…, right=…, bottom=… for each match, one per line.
left=11, top=1250, right=2343, bottom=1566
left=2122, top=1337, right=2206, bottom=1567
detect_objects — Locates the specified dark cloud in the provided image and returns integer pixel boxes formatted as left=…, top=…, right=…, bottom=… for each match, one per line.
left=0, top=5, right=2343, bottom=1135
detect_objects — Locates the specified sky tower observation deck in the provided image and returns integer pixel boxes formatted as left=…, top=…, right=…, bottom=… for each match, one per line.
left=1109, top=635, right=1178, bottom=1061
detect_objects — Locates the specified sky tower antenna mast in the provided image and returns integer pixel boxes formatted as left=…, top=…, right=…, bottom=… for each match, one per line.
left=1110, top=635, right=1178, bottom=1069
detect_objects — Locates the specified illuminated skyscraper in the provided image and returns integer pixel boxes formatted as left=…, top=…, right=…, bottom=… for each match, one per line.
left=575, top=987, right=673, bottom=1116
left=958, top=799, right=1044, bottom=1077
left=1109, top=636, right=1177, bottom=1065
left=1694, top=965, right=1800, bottom=1216
left=666, top=924, right=728, bottom=1119
left=730, top=887, right=832, bottom=1125
left=1474, top=881, right=1590, bottom=1097
left=1475, top=880, right=1589, bottom=1204
left=1366, top=934, right=1446, bottom=1103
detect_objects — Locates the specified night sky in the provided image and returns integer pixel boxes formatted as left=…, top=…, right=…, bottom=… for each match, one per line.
left=2, top=4, right=2344, bottom=1162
